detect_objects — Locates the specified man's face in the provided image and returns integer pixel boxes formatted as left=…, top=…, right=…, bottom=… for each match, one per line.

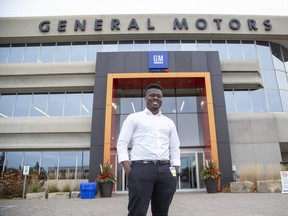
left=145, top=88, right=163, bottom=114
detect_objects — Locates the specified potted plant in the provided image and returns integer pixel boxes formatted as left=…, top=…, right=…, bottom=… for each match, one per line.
left=200, top=160, right=221, bottom=193
left=95, top=161, right=116, bottom=197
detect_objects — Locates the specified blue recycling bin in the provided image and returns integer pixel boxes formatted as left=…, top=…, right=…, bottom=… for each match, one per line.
left=80, top=182, right=97, bottom=199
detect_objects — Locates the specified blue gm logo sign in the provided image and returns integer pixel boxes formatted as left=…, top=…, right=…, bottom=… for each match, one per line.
left=149, top=51, right=168, bottom=72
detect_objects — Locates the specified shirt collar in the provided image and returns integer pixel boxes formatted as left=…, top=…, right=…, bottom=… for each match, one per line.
left=144, top=108, right=162, bottom=116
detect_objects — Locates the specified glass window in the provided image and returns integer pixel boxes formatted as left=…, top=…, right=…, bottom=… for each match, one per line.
left=0, top=44, right=10, bottom=64
left=166, top=40, right=181, bottom=51
left=86, top=41, right=102, bottom=61
left=261, top=69, right=278, bottom=89
left=224, top=90, right=236, bottom=113
left=31, top=93, right=48, bottom=117
left=23, top=43, right=40, bottom=63
left=177, top=114, right=204, bottom=146
left=134, top=40, right=149, bottom=51
left=250, top=89, right=267, bottom=112
left=64, top=92, right=81, bottom=116
left=176, top=96, right=200, bottom=113
left=58, top=151, right=77, bottom=179
left=242, top=41, right=257, bottom=60
left=81, top=92, right=93, bottom=116
left=276, top=70, right=288, bottom=90
left=281, top=46, right=288, bottom=72
left=119, top=41, right=133, bottom=51
left=227, top=40, right=243, bottom=60
left=70, top=41, right=86, bottom=62
left=150, top=40, right=165, bottom=51
left=0, top=94, right=15, bottom=117
left=47, top=93, right=64, bottom=116
left=54, top=42, right=71, bottom=62
left=13, top=93, right=32, bottom=117
left=161, top=97, right=176, bottom=114
left=181, top=40, right=197, bottom=51
left=117, top=97, right=142, bottom=114
left=234, top=90, right=252, bottom=112
left=280, top=90, right=288, bottom=112
left=39, top=42, right=56, bottom=63
left=196, top=40, right=211, bottom=51
left=4, top=152, right=23, bottom=171
left=76, top=151, right=90, bottom=179
left=23, top=152, right=41, bottom=172
left=266, top=89, right=283, bottom=112
left=257, top=41, right=273, bottom=69
left=211, top=40, right=228, bottom=60
left=8, top=43, right=25, bottom=63
left=270, top=42, right=285, bottom=71
left=102, top=41, right=118, bottom=52
left=41, top=151, right=59, bottom=180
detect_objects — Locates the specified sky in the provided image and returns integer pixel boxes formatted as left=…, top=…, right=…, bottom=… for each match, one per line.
left=0, top=0, right=287, bottom=17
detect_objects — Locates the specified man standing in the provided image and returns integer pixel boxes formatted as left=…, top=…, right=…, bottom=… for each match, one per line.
left=117, top=83, right=181, bottom=216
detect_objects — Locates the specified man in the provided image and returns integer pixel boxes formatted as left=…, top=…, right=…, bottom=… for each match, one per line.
left=117, top=83, right=181, bottom=216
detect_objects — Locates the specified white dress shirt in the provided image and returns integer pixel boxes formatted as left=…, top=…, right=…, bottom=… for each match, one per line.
left=117, top=108, right=181, bottom=167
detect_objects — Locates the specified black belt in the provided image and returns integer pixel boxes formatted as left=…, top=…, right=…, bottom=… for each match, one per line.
left=131, top=160, right=170, bottom=165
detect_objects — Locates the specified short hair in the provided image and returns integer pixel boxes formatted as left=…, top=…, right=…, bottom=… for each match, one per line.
left=145, top=83, right=163, bottom=93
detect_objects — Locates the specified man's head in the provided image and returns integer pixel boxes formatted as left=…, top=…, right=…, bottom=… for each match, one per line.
left=145, top=83, right=163, bottom=114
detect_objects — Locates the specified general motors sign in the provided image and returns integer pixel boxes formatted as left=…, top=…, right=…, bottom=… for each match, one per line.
left=149, top=51, right=168, bottom=71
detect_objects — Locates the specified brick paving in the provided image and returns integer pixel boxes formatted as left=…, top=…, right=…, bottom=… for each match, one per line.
left=0, top=192, right=287, bottom=216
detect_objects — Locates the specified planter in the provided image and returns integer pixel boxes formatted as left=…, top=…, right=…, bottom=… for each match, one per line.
left=98, top=182, right=113, bottom=197
left=204, top=178, right=218, bottom=193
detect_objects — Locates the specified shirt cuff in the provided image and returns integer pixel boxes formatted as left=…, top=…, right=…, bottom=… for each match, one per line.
left=117, top=153, right=130, bottom=163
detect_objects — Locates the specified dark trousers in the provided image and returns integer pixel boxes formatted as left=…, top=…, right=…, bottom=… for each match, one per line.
left=127, top=163, right=177, bottom=216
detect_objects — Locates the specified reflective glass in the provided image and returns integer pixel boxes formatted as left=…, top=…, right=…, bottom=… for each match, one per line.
left=0, top=94, right=15, bottom=117
left=150, top=40, right=165, bottom=51
left=86, top=41, right=102, bottom=61
left=242, top=41, right=257, bottom=60
left=134, top=40, right=149, bottom=51
left=102, top=41, right=118, bottom=52
left=47, top=93, right=65, bottom=116
left=181, top=40, right=197, bottom=51
left=118, top=97, right=142, bottom=114
left=281, top=46, right=288, bottom=72
left=41, top=151, right=59, bottom=179
left=257, top=41, right=273, bottom=69
left=23, top=152, right=41, bottom=172
left=0, top=152, right=4, bottom=172
left=166, top=40, right=181, bottom=51
left=5, top=152, right=23, bottom=171
left=276, top=70, right=288, bottom=90
left=270, top=42, right=285, bottom=71
left=64, top=93, right=81, bottom=116
left=81, top=92, right=93, bottom=116
left=13, top=94, right=32, bottom=117
left=0, top=44, right=10, bottom=63
left=161, top=97, right=176, bottom=114
left=227, top=40, right=243, bottom=60
left=54, top=42, right=71, bottom=62
left=176, top=96, right=200, bottom=113
left=119, top=41, right=133, bottom=51
left=31, top=93, right=48, bottom=117
left=197, top=153, right=205, bottom=188
left=70, top=42, right=86, bottom=62
left=211, top=40, right=228, bottom=60
left=234, top=90, right=252, bottom=112
left=280, top=90, right=288, bottom=112
left=266, top=89, right=283, bottom=112
left=250, top=89, right=267, bottom=112
left=224, top=90, right=236, bottom=113
left=58, top=151, right=77, bottom=179
left=261, top=69, right=278, bottom=89
left=196, top=40, right=211, bottom=51
left=8, top=44, right=25, bottom=63
left=177, top=114, right=204, bottom=146
left=76, top=151, right=90, bottom=179
left=23, top=43, right=40, bottom=63
left=180, top=154, right=197, bottom=189
left=39, top=43, right=56, bottom=62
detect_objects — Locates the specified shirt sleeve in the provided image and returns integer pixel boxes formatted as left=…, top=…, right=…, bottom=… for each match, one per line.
left=116, top=114, right=134, bottom=163
left=169, top=122, right=181, bottom=167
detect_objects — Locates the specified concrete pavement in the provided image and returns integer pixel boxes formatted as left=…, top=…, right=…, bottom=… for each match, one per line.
left=0, top=191, right=287, bottom=216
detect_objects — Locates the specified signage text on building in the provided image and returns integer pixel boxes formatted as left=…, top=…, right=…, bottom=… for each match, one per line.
left=149, top=51, right=169, bottom=73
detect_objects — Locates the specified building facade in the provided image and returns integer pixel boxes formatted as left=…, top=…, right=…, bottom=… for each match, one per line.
left=0, top=14, right=288, bottom=192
